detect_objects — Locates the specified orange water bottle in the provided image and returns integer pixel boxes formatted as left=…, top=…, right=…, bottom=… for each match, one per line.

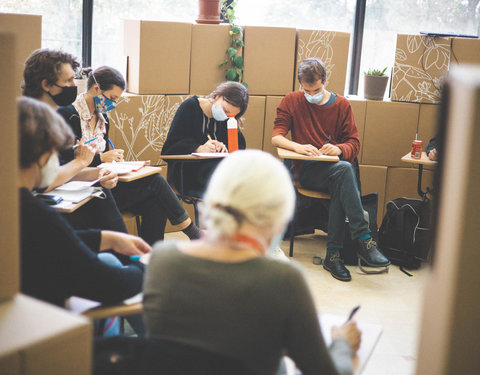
left=227, top=113, right=238, bottom=153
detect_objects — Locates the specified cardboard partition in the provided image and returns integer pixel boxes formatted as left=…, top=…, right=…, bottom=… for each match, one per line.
left=263, top=96, right=286, bottom=156
left=0, top=32, right=19, bottom=301
left=243, top=26, right=296, bottom=95
left=391, top=34, right=450, bottom=104
left=0, top=352, right=20, bottom=375
left=0, top=13, right=41, bottom=97
left=190, top=24, right=235, bottom=95
left=384, top=167, right=434, bottom=208
left=109, top=94, right=188, bottom=165
left=124, top=20, right=191, bottom=94
left=295, top=30, right=350, bottom=95
left=359, top=165, right=388, bottom=227
left=362, top=101, right=420, bottom=167
left=0, top=295, right=91, bottom=375
left=450, top=37, right=480, bottom=65
left=242, top=96, right=266, bottom=150
left=417, top=103, right=440, bottom=148
left=346, top=96, right=367, bottom=163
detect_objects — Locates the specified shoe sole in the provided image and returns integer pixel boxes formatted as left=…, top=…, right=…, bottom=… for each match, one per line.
left=357, top=253, right=391, bottom=267
left=323, top=264, right=351, bottom=282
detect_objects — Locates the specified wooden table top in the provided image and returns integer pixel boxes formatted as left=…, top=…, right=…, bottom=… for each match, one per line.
left=277, top=147, right=340, bottom=162
left=401, top=152, right=438, bottom=166
left=160, top=153, right=228, bottom=160
left=117, top=166, right=162, bottom=182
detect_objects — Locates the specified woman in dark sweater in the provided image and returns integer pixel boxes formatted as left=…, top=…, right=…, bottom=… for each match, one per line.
left=161, top=81, right=249, bottom=196
left=18, top=97, right=150, bottom=307
left=58, top=66, right=201, bottom=245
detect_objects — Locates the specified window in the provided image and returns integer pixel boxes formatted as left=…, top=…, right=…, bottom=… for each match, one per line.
left=0, top=0, right=82, bottom=60
left=359, top=0, right=480, bottom=98
left=92, top=0, right=198, bottom=73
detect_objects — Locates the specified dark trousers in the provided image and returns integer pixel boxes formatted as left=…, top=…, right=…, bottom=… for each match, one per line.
left=298, top=160, right=369, bottom=249
left=112, top=174, right=189, bottom=245
left=65, top=189, right=127, bottom=233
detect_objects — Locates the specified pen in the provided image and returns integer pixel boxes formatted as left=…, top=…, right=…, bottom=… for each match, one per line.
left=207, top=134, right=213, bottom=141
left=130, top=255, right=141, bottom=261
left=325, top=135, right=332, bottom=144
left=345, top=305, right=361, bottom=323
left=73, top=136, right=98, bottom=150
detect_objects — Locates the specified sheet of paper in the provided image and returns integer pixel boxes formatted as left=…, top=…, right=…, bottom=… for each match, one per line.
left=98, top=161, right=146, bottom=174
left=54, top=179, right=100, bottom=191
left=191, top=152, right=229, bottom=158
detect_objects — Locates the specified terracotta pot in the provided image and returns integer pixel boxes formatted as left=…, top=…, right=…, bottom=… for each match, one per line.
left=364, top=75, right=389, bottom=100
left=197, top=0, right=221, bottom=24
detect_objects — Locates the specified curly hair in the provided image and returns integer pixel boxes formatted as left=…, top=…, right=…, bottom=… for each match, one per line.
left=22, top=48, right=80, bottom=98
left=297, top=58, right=327, bottom=84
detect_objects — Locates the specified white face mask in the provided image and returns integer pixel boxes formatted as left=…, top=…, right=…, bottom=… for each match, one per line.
left=38, top=153, right=60, bottom=189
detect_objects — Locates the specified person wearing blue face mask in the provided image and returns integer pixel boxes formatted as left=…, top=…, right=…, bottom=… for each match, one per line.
left=272, top=58, right=390, bottom=282
left=162, top=81, right=249, bottom=196
left=58, top=66, right=203, bottom=245
left=144, top=150, right=361, bottom=375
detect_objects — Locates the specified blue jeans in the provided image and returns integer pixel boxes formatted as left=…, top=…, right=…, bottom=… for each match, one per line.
left=298, top=160, right=369, bottom=249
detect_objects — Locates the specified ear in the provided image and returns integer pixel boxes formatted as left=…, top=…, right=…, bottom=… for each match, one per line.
left=93, top=83, right=102, bottom=96
left=41, top=79, right=51, bottom=93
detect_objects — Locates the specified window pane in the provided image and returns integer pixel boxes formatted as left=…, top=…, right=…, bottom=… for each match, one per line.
left=92, top=0, right=198, bottom=73
left=0, top=0, right=82, bottom=61
left=360, top=0, right=480, bottom=97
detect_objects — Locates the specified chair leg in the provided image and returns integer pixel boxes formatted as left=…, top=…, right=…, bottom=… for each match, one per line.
left=193, top=199, right=200, bottom=227
left=289, top=215, right=296, bottom=257
left=135, top=215, right=141, bottom=236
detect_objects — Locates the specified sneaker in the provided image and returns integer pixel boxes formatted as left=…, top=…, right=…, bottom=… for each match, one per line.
left=323, top=252, right=351, bottom=281
left=357, top=238, right=391, bottom=267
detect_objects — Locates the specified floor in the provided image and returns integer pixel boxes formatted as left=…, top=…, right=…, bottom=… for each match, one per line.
left=165, top=230, right=428, bottom=375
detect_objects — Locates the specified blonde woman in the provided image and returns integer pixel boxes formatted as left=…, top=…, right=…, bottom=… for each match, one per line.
left=144, top=150, right=360, bottom=375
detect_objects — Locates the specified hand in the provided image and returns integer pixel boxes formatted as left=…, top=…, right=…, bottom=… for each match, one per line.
left=332, top=321, right=362, bottom=354
left=98, top=169, right=118, bottom=189
left=100, top=231, right=152, bottom=257
left=428, top=148, right=438, bottom=161
left=101, top=149, right=124, bottom=162
left=196, top=140, right=221, bottom=153
left=293, top=144, right=322, bottom=156
left=211, top=140, right=228, bottom=153
left=319, top=143, right=342, bottom=156
left=74, top=142, right=95, bottom=167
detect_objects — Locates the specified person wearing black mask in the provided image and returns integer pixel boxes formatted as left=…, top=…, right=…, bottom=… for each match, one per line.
left=22, top=49, right=128, bottom=233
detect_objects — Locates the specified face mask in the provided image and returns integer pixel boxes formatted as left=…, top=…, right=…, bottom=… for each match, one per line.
left=48, top=85, right=78, bottom=106
left=268, top=226, right=287, bottom=255
left=94, top=94, right=117, bottom=113
left=304, top=90, right=324, bottom=104
left=211, top=103, right=228, bottom=121
left=38, top=153, right=60, bottom=189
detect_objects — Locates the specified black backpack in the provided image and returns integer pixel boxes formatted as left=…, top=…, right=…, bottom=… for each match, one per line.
left=378, top=198, right=432, bottom=274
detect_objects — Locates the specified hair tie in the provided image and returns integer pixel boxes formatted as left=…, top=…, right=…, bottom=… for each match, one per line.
left=213, top=204, right=245, bottom=225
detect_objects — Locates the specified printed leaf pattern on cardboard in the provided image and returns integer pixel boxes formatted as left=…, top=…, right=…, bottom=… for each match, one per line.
left=109, top=95, right=186, bottom=164
left=392, top=34, right=450, bottom=104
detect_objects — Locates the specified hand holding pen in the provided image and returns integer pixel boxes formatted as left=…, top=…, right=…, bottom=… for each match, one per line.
left=331, top=305, right=362, bottom=353
left=73, top=140, right=95, bottom=167
left=319, top=135, right=342, bottom=156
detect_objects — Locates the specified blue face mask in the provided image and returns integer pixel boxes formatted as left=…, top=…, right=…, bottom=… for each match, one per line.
left=94, top=93, right=117, bottom=113
left=304, top=90, right=324, bottom=104
left=211, top=103, right=228, bottom=121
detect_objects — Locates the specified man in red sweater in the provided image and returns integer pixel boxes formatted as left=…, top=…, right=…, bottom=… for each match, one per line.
left=272, top=58, right=390, bottom=281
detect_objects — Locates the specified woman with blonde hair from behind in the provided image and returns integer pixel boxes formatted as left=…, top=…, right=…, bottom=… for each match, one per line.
left=144, top=150, right=361, bottom=375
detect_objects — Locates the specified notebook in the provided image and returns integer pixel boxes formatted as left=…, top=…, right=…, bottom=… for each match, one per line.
left=97, top=161, right=149, bottom=175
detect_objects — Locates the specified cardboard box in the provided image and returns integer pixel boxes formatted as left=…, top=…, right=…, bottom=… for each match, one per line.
left=450, top=37, right=480, bottom=65
left=242, top=96, right=266, bottom=150
left=243, top=26, right=296, bottom=95
left=418, top=103, right=440, bottom=149
left=0, top=352, right=20, bottom=375
left=190, top=24, right=235, bottom=95
left=263, top=96, right=285, bottom=156
left=0, top=295, right=91, bottom=375
left=362, top=101, right=419, bottom=167
left=109, top=94, right=189, bottom=165
left=346, top=96, right=367, bottom=163
left=124, top=20, right=191, bottom=94
left=0, top=32, right=19, bottom=301
left=295, top=30, right=350, bottom=95
left=391, top=34, right=450, bottom=104
left=359, top=165, right=387, bottom=227
left=0, top=13, right=41, bottom=97
left=384, top=167, right=434, bottom=209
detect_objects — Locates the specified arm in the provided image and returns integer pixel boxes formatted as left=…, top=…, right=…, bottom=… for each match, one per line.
left=333, top=101, right=360, bottom=163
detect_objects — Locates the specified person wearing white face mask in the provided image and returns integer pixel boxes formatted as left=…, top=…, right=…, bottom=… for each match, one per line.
left=144, top=150, right=361, bottom=375
left=161, top=81, right=249, bottom=196
left=18, top=97, right=151, bottom=308
left=272, top=58, right=390, bottom=282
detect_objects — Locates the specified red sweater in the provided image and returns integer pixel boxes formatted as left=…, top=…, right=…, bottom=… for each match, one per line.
left=273, top=91, right=360, bottom=167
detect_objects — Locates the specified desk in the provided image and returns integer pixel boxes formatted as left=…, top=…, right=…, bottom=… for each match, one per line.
left=53, top=195, right=94, bottom=213
left=160, top=153, right=227, bottom=160
left=401, top=152, right=437, bottom=197
left=276, top=147, right=340, bottom=162
left=117, top=166, right=162, bottom=182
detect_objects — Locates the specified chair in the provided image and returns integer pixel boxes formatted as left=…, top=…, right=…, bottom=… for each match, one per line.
left=93, top=336, right=255, bottom=375
left=122, top=212, right=142, bottom=236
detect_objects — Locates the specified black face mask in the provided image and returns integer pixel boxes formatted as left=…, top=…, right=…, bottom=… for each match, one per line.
left=48, top=84, right=77, bottom=106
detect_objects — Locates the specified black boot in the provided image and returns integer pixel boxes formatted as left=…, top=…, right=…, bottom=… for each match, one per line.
left=357, top=237, right=391, bottom=267
left=323, top=252, right=351, bottom=281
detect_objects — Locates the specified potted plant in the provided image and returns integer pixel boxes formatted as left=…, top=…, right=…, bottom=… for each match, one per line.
left=197, top=0, right=222, bottom=24
left=364, top=67, right=388, bottom=100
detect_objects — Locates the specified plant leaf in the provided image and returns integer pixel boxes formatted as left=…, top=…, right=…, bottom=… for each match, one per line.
left=235, top=39, right=244, bottom=47
left=218, top=59, right=228, bottom=67
left=227, top=47, right=238, bottom=58
left=231, top=26, right=241, bottom=35
left=233, top=56, right=244, bottom=69
left=226, top=68, right=238, bottom=81
left=241, top=81, right=248, bottom=89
